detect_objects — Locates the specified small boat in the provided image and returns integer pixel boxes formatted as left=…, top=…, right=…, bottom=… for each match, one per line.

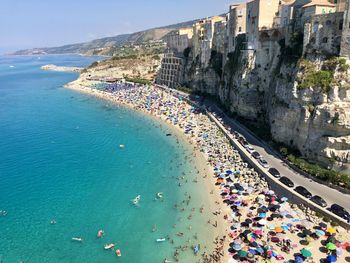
left=115, top=249, right=122, bottom=257
left=132, top=195, right=141, bottom=205
left=97, top=230, right=104, bottom=238
left=166, top=133, right=172, bottom=136
left=9, top=65, right=15, bottom=68
left=104, top=243, right=115, bottom=250
left=156, top=238, right=166, bottom=242
left=156, top=192, right=163, bottom=199
left=119, top=144, right=125, bottom=148
left=72, top=237, right=83, bottom=242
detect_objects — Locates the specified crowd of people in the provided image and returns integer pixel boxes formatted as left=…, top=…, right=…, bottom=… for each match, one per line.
left=76, top=81, right=350, bottom=262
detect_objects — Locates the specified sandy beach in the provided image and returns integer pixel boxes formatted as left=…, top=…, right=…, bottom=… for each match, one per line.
left=65, top=79, right=350, bottom=263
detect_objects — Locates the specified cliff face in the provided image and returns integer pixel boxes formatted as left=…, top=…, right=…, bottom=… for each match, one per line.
left=183, top=38, right=350, bottom=171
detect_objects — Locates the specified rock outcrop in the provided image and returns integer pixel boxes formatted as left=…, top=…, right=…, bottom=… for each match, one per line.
left=182, top=38, right=350, bottom=172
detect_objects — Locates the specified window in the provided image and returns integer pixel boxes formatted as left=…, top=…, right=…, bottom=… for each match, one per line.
left=322, top=37, right=328, bottom=43
left=339, top=20, right=343, bottom=30
left=239, top=26, right=242, bottom=32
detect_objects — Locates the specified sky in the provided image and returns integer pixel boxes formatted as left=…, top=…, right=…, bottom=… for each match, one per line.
left=0, top=0, right=237, bottom=53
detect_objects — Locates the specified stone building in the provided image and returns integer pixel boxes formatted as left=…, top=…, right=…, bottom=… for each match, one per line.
left=164, top=28, right=193, bottom=54
left=192, top=16, right=226, bottom=65
left=227, top=3, right=247, bottom=54
left=155, top=52, right=184, bottom=89
left=212, top=20, right=228, bottom=54
left=340, top=0, right=350, bottom=57
left=301, top=0, right=350, bottom=58
left=246, top=0, right=280, bottom=50
left=303, top=12, right=344, bottom=55
left=301, top=0, right=336, bottom=25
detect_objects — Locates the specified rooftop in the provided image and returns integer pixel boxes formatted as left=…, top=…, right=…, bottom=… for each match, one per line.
left=302, top=0, right=335, bottom=8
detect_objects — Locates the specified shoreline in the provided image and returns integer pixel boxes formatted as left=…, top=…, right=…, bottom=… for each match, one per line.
left=65, top=82, right=231, bottom=262
left=64, top=79, right=350, bottom=263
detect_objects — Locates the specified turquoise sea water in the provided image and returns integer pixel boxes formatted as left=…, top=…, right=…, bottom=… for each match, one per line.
left=0, top=56, right=216, bottom=263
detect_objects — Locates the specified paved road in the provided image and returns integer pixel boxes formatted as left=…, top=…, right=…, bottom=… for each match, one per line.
left=157, top=85, right=350, bottom=214
left=207, top=102, right=350, bottom=212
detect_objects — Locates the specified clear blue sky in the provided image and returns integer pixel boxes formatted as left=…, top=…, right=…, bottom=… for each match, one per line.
left=0, top=0, right=237, bottom=53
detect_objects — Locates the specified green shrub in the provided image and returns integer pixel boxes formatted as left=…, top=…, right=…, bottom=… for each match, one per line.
left=280, top=147, right=288, bottom=156
left=125, top=76, right=151, bottom=85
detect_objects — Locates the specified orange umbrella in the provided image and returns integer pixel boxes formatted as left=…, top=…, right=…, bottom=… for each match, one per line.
left=217, top=178, right=224, bottom=184
left=275, top=226, right=283, bottom=233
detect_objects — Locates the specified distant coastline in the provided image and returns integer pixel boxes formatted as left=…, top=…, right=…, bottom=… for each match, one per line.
left=41, top=64, right=83, bottom=73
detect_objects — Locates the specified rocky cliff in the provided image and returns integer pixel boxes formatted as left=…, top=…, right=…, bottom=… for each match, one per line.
left=183, top=35, right=350, bottom=172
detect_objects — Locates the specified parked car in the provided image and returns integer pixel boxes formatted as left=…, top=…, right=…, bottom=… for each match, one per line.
left=330, top=204, right=350, bottom=220
left=245, top=145, right=255, bottom=153
left=279, top=176, right=294, bottom=188
left=294, top=186, right=312, bottom=199
left=310, top=195, right=327, bottom=207
left=251, top=151, right=261, bottom=159
left=258, top=158, right=269, bottom=168
left=268, top=168, right=280, bottom=178
left=238, top=137, right=248, bottom=146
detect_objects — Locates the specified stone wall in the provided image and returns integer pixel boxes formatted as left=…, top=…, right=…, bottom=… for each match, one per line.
left=303, top=12, right=344, bottom=56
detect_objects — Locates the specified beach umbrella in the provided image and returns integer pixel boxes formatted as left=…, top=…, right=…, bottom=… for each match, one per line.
left=258, top=219, right=267, bottom=225
left=327, top=227, right=337, bottom=234
left=246, top=233, right=255, bottom=242
left=269, top=205, right=280, bottom=212
left=300, top=248, right=312, bottom=257
left=302, top=229, right=312, bottom=236
left=319, top=222, right=327, bottom=229
left=226, top=170, right=233, bottom=174
left=237, top=250, right=247, bottom=258
left=257, top=206, right=268, bottom=213
left=326, top=242, right=337, bottom=250
left=258, top=213, right=266, bottom=218
left=246, top=252, right=254, bottom=259
left=271, top=213, right=282, bottom=219
left=327, top=236, right=337, bottom=244
left=232, top=243, right=242, bottom=251
left=281, top=197, right=288, bottom=202
left=275, top=226, right=283, bottom=233
left=294, top=256, right=304, bottom=263
left=326, top=255, right=337, bottom=262
left=250, top=241, right=259, bottom=247
left=336, top=247, right=342, bottom=257
left=266, top=190, right=275, bottom=195
left=254, top=229, right=263, bottom=236
left=315, top=229, right=325, bottom=237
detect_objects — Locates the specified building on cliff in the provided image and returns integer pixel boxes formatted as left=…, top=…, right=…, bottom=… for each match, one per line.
left=192, top=16, right=226, bottom=66
left=155, top=52, right=184, bottom=89
left=302, top=0, right=350, bottom=58
left=164, top=28, right=193, bottom=54
left=227, top=3, right=247, bottom=54
left=246, top=0, right=280, bottom=51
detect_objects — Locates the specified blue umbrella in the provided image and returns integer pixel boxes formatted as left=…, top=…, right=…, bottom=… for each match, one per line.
left=315, top=229, right=325, bottom=237
left=232, top=243, right=242, bottom=251
left=294, top=255, right=304, bottom=263
left=326, top=255, right=337, bottom=262
left=255, top=246, right=264, bottom=254
left=226, top=170, right=233, bottom=174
